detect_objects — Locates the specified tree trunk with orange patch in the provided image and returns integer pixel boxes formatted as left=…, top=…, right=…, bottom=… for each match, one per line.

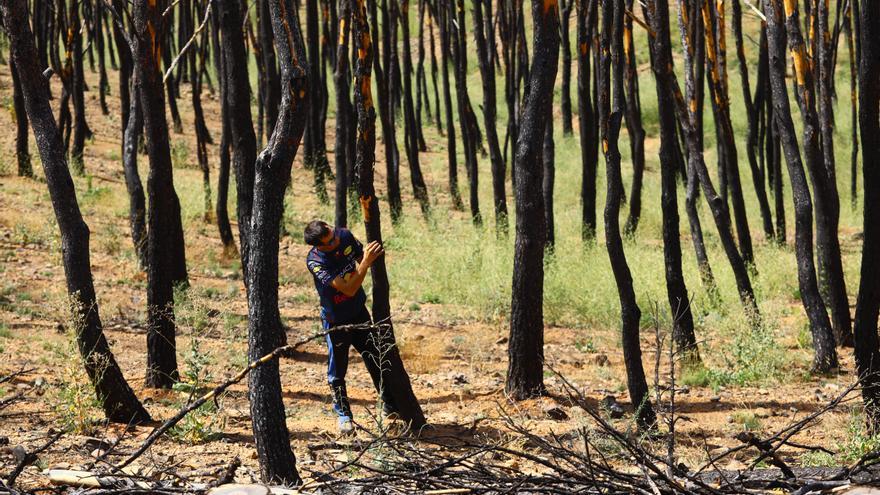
left=353, top=0, right=427, bottom=429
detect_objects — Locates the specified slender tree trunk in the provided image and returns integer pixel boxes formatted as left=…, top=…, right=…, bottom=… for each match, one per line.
left=622, top=0, right=645, bottom=237
left=135, top=0, right=190, bottom=388
left=559, top=0, right=574, bottom=135
left=10, top=58, right=32, bottom=177
left=400, top=0, right=431, bottom=217
left=853, top=0, right=880, bottom=431
left=217, top=0, right=257, bottom=283
left=543, top=110, right=555, bottom=249
left=245, top=0, right=308, bottom=483
left=70, top=0, right=91, bottom=176
left=95, top=0, right=109, bottom=115
left=369, top=0, right=404, bottom=221
left=450, top=0, right=481, bottom=225
left=473, top=0, right=508, bottom=234
left=763, top=0, right=838, bottom=373
left=334, top=0, right=352, bottom=228
left=1, top=0, right=151, bottom=424
left=427, top=3, right=442, bottom=133
left=122, top=71, right=149, bottom=270
left=815, top=0, right=853, bottom=347
left=352, top=0, right=427, bottom=428
left=646, top=0, right=700, bottom=362
left=702, top=0, right=754, bottom=266
left=601, top=0, right=656, bottom=429
left=577, top=0, right=598, bottom=242
left=306, top=0, right=330, bottom=202
left=846, top=0, right=859, bottom=210
left=506, top=0, right=559, bottom=401
left=211, top=5, right=237, bottom=256
left=191, top=6, right=212, bottom=224
left=436, top=1, right=463, bottom=211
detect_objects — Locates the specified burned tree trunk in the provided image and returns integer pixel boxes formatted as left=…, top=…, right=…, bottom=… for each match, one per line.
left=646, top=0, right=699, bottom=362
left=245, top=0, right=308, bottom=483
left=853, top=0, right=880, bottom=430
left=577, top=0, right=598, bottom=241
left=559, top=0, right=574, bottom=135
left=399, top=0, right=431, bottom=217
left=506, top=0, right=559, bottom=401
left=122, top=69, right=149, bottom=270
left=191, top=3, right=212, bottom=223
left=306, top=0, right=330, bottom=203
left=677, top=0, right=759, bottom=323
left=436, top=1, right=463, bottom=211
left=543, top=110, right=555, bottom=249
left=814, top=0, right=853, bottom=347
left=210, top=3, right=237, bottom=257
left=134, top=0, right=187, bottom=388
left=473, top=0, right=508, bottom=234
left=622, top=0, right=645, bottom=237
left=334, top=0, right=353, bottom=228
left=1, top=0, right=151, bottom=424
left=353, top=0, right=427, bottom=428
left=368, top=0, right=404, bottom=221
left=763, top=0, right=838, bottom=373
left=702, top=0, right=754, bottom=266
left=217, top=0, right=257, bottom=283
left=9, top=58, right=32, bottom=177
left=601, top=0, right=656, bottom=429
left=450, top=0, right=481, bottom=225
left=70, top=0, right=91, bottom=176
left=732, top=0, right=774, bottom=242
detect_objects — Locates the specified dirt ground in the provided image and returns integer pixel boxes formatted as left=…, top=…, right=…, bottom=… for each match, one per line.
left=0, top=55, right=866, bottom=492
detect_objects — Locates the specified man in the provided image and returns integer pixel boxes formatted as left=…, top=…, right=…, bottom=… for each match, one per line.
left=304, top=220, right=396, bottom=433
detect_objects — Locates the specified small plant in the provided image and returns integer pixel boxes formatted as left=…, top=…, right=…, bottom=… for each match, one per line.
left=837, top=410, right=880, bottom=463
left=168, top=401, right=225, bottom=444
left=575, top=337, right=597, bottom=354
left=0, top=322, right=10, bottom=338
left=171, top=139, right=191, bottom=168
left=173, top=335, right=214, bottom=395
left=730, top=412, right=762, bottom=433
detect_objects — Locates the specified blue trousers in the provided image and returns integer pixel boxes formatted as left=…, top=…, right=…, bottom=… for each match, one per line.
left=324, top=307, right=394, bottom=418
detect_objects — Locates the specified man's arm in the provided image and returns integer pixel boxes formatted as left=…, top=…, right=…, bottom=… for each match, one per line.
left=330, top=241, right=384, bottom=297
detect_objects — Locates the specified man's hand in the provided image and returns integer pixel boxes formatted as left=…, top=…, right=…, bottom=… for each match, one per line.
left=362, top=241, right=385, bottom=266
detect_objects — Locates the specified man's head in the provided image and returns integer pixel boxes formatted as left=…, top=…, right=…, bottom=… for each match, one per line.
left=304, top=220, right=339, bottom=251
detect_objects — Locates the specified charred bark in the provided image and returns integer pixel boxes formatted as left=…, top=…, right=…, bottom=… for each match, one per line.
left=1, top=0, right=151, bottom=424
left=353, top=0, right=427, bottom=428
left=506, top=0, right=559, bottom=401
left=763, top=0, right=838, bottom=372
left=601, top=0, right=656, bottom=429
left=853, top=0, right=880, bottom=430
left=577, top=0, right=598, bottom=241
left=646, top=0, right=700, bottom=362
left=134, top=0, right=187, bottom=388
left=246, top=0, right=308, bottom=483
left=217, top=0, right=257, bottom=283
left=473, top=0, right=508, bottom=234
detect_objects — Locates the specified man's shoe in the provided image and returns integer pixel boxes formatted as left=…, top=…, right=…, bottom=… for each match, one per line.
left=338, top=415, right=354, bottom=435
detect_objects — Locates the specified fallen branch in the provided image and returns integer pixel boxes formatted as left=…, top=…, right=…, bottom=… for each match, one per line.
left=116, top=319, right=391, bottom=470
left=5, top=431, right=64, bottom=488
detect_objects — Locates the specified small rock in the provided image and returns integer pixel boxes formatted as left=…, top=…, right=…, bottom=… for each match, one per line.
left=542, top=405, right=569, bottom=421
left=592, top=354, right=610, bottom=367
left=710, top=395, right=721, bottom=403
left=82, top=437, right=112, bottom=452
left=0, top=436, right=8, bottom=446
left=495, top=336, right=508, bottom=345
left=90, top=448, right=107, bottom=458
left=12, top=445, right=27, bottom=463
left=452, top=373, right=469, bottom=385
left=679, top=385, right=690, bottom=394
left=601, top=395, right=625, bottom=419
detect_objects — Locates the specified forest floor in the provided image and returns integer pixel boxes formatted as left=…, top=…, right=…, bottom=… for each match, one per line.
left=0, top=55, right=872, bottom=492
